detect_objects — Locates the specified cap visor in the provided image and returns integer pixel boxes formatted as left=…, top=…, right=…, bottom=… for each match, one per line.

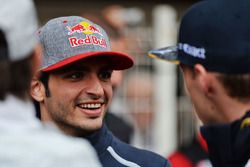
left=42, top=51, right=134, bottom=72
left=148, top=46, right=179, bottom=64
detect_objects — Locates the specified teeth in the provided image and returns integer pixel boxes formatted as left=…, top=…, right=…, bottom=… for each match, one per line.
left=79, top=103, right=101, bottom=109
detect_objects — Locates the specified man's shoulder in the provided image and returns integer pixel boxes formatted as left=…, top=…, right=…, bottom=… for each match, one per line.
left=108, top=135, right=170, bottom=166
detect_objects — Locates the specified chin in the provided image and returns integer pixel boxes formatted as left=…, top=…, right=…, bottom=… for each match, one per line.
left=81, top=118, right=103, bottom=131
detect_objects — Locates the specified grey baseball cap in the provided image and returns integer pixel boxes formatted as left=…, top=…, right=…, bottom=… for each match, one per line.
left=38, top=16, right=134, bottom=72
left=0, top=0, right=38, bottom=61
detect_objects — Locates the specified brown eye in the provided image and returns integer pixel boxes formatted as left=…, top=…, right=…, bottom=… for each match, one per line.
left=71, top=72, right=82, bottom=79
left=99, top=70, right=112, bottom=81
left=64, top=71, right=84, bottom=81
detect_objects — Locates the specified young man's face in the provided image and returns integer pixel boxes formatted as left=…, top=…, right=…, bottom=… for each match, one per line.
left=38, top=57, right=113, bottom=136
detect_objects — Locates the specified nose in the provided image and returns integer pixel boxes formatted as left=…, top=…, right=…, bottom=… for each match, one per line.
left=85, top=74, right=104, bottom=100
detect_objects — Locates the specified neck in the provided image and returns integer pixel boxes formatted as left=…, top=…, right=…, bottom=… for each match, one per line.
left=213, top=95, right=250, bottom=123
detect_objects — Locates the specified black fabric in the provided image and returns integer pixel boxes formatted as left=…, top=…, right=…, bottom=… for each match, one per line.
left=179, top=137, right=209, bottom=165
left=105, top=111, right=133, bottom=144
left=201, top=111, right=250, bottom=167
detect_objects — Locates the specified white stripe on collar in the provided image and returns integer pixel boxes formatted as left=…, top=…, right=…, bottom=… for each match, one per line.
left=107, top=146, right=141, bottom=167
left=245, top=159, right=250, bottom=167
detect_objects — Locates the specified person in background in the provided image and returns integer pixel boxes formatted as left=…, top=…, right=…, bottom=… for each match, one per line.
left=31, top=16, right=171, bottom=167
left=149, top=0, right=250, bottom=166
left=0, top=0, right=101, bottom=166
left=100, top=15, right=134, bottom=144
left=125, top=71, right=155, bottom=150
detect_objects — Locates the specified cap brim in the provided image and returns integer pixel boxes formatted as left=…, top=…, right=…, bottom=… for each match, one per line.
left=42, top=51, right=134, bottom=72
left=148, top=46, right=179, bottom=64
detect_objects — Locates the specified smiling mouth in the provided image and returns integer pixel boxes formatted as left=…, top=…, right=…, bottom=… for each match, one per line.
left=77, top=103, right=102, bottom=110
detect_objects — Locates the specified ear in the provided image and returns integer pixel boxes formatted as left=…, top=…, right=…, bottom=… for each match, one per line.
left=193, top=64, right=213, bottom=96
left=30, top=77, right=45, bottom=103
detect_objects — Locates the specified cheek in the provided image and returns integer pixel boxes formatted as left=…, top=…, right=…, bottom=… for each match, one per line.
left=45, top=82, right=77, bottom=112
left=50, top=79, right=80, bottom=98
left=104, top=83, right=113, bottom=105
left=46, top=85, right=78, bottom=117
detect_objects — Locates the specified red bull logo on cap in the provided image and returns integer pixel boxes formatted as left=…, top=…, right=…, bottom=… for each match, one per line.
left=66, top=21, right=103, bottom=36
left=69, top=35, right=107, bottom=48
left=66, top=21, right=107, bottom=48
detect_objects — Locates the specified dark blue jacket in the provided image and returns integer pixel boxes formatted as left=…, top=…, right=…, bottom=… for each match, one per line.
left=201, top=111, right=250, bottom=167
left=86, top=124, right=171, bottom=167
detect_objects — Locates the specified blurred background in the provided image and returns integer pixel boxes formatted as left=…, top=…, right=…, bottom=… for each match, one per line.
left=34, top=0, right=200, bottom=157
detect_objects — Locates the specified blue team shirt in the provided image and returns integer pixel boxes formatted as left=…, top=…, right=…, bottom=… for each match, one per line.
left=85, top=124, right=171, bottom=167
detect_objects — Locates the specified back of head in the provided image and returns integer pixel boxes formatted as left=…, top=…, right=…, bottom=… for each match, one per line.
left=0, top=0, right=38, bottom=100
left=179, top=0, right=250, bottom=101
left=150, top=0, right=250, bottom=74
left=177, top=0, right=250, bottom=74
left=149, top=0, right=250, bottom=102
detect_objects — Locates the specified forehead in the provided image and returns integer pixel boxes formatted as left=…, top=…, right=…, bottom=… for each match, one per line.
left=52, top=57, right=113, bottom=72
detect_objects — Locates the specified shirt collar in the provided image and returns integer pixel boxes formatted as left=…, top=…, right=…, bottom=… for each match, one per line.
left=85, top=124, right=112, bottom=155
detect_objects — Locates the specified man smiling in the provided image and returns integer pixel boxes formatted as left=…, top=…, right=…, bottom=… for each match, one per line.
left=39, top=57, right=113, bottom=135
left=31, top=16, right=170, bottom=167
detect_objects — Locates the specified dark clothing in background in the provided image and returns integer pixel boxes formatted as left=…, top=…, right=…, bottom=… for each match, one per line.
left=169, top=134, right=210, bottom=167
left=201, top=111, right=250, bottom=167
left=105, top=111, right=133, bottom=144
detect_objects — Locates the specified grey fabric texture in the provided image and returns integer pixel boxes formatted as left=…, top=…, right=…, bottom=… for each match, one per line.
left=39, top=16, right=133, bottom=71
left=0, top=0, right=38, bottom=61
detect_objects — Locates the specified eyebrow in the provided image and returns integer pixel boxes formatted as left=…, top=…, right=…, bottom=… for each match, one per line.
left=54, top=63, right=113, bottom=74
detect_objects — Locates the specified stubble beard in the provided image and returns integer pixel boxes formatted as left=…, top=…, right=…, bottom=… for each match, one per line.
left=49, top=102, right=104, bottom=137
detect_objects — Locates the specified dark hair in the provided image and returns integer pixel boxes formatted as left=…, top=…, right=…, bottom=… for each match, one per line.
left=39, top=72, right=50, bottom=97
left=216, top=74, right=250, bottom=103
left=0, top=30, right=9, bottom=100
left=181, top=63, right=250, bottom=103
left=34, top=72, right=50, bottom=119
left=9, top=56, right=33, bottom=99
left=0, top=29, right=33, bottom=100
